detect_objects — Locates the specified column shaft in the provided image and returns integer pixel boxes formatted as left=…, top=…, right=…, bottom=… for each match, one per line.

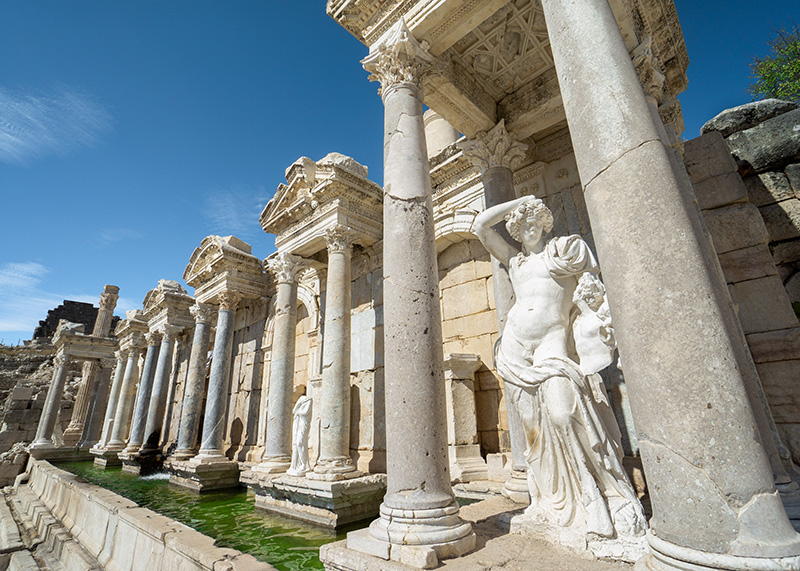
left=198, top=293, right=239, bottom=457
left=539, top=0, right=800, bottom=566
left=63, top=360, right=99, bottom=444
left=31, top=353, right=70, bottom=447
left=174, top=307, right=213, bottom=459
left=96, top=352, right=127, bottom=449
left=124, top=336, right=160, bottom=452
left=141, top=328, right=179, bottom=452
left=316, top=229, right=355, bottom=474
left=80, top=361, right=114, bottom=448
left=107, top=349, right=142, bottom=450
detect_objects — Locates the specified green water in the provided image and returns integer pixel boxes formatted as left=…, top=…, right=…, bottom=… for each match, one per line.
left=57, top=462, right=356, bottom=571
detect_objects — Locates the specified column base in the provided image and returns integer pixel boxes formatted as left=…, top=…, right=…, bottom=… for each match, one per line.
left=27, top=445, right=93, bottom=463
left=241, top=468, right=386, bottom=529
left=448, top=444, right=488, bottom=483
left=502, top=469, right=530, bottom=505
left=90, top=448, right=122, bottom=468
left=636, top=531, right=800, bottom=571
left=164, top=456, right=240, bottom=492
left=251, top=456, right=291, bottom=475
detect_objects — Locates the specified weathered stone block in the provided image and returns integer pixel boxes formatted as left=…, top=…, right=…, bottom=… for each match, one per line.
left=786, top=163, right=800, bottom=195
left=439, top=261, right=478, bottom=290
left=756, top=360, right=800, bottom=423
left=771, top=239, right=800, bottom=265
left=718, top=244, right=777, bottom=283
left=10, top=386, right=33, bottom=401
left=729, top=275, right=798, bottom=334
left=746, top=329, right=800, bottom=363
left=743, top=172, right=795, bottom=206
left=760, top=199, right=800, bottom=242
left=703, top=203, right=769, bottom=254
left=475, top=389, right=500, bottom=433
left=701, top=99, right=798, bottom=137
left=441, top=279, right=490, bottom=320
left=438, top=241, right=471, bottom=271
left=476, top=369, right=502, bottom=391
left=725, top=108, right=800, bottom=173
left=443, top=335, right=494, bottom=366
left=693, top=172, right=747, bottom=210
left=683, top=131, right=738, bottom=184
left=441, top=311, right=498, bottom=343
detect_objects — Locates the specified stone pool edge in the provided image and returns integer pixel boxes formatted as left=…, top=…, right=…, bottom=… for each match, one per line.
left=2, top=457, right=276, bottom=571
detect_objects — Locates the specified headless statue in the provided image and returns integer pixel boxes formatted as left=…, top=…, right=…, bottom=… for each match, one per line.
left=287, top=395, right=313, bottom=476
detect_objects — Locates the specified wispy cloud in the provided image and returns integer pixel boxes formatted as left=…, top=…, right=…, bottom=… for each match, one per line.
left=0, top=84, right=112, bottom=165
left=203, top=187, right=267, bottom=240
left=98, top=227, right=143, bottom=244
left=0, top=261, right=49, bottom=289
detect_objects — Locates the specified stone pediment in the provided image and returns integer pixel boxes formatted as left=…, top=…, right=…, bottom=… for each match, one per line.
left=142, top=279, right=195, bottom=331
left=329, top=0, right=688, bottom=140
left=260, top=153, right=382, bottom=258
left=114, top=310, right=149, bottom=352
left=183, top=235, right=266, bottom=305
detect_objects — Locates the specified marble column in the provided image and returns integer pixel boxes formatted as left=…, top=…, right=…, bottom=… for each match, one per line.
left=538, top=0, right=800, bottom=569
left=122, top=332, right=161, bottom=455
left=173, top=304, right=215, bottom=460
left=141, top=324, right=182, bottom=453
left=459, top=119, right=530, bottom=503
left=94, top=350, right=127, bottom=450
left=196, top=291, right=241, bottom=459
left=107, top=344, right=144, bottom=451
left=30, top=352, right=71, bottom=449
left=258, top=253, right=307, bottom=473
left=358, top=19, right=474, bottom=565
left=314, top=225, right=356, bottom=476
left=63, top=285, right=119, bottom=444
left=79, top=357, right=116, bottom=448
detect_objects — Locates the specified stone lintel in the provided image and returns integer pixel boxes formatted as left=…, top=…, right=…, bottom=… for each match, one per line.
left=184, top=235, right=263, bottom=292
left=56, top=334, right=118, bottom=361
left=443, top=353, right=481, bottom=380
left=192, top=272, right=265, bottom=306
left=164, top=457, right=240, bottom=493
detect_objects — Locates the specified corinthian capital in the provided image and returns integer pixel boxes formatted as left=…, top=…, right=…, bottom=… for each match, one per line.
left=190, top=303, right=216, bottom=325
left=361, top=18, right=434, bottom=98
left=458, top=119, right=528, bottom=174
left=267, top=252, right=308, bottom=285
left=98, top=292, right=119, bottom=311
left=631, top=36, right=666, bottom=104
left=145, top=331, right=163, bottom=346
left=325, top=225, right=355, bottom=255
left=217, top=291, right=242, bottom=311
left=158, top=323, right=183, bottom=340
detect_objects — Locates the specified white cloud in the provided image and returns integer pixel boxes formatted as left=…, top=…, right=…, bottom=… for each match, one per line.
left=97, top=227, right=143, bottom=244
left=0, top=85, right=112, bottom=165
left=0, top=261, right=49, bottom=289
left=203, top=188, right=266, bottom=240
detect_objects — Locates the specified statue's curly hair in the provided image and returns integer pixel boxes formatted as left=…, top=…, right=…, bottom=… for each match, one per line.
left=504, top=197, right=554, bottom=241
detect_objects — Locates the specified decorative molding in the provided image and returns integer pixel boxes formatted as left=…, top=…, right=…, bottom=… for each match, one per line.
left=54, top=353, right=70, bottom=367
left=217, top=291, right=242, bottom=311
left=631, top=36, right=666, bottom=104
left=325, top=225, right=355, bottom=255
left=98, top=292, right=118, bottom=311
left=361, top=19, right=434, bottom=98
left=267, top=252, right=309, bottom=285
left=158, top=323, right=184, bottom=340
left=145, top=331, right=163, bottom=346
left=458, top=119, right=528, bottom=174
left=190, top=303, right=216, bottom=325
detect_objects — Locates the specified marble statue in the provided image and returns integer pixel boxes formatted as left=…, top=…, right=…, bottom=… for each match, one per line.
left=474, top=196, right=646, bottom=555
left=287, top=395, right=313, bottom=476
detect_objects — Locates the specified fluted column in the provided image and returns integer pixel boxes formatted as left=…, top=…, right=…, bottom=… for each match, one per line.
left=314, top=226, right=356, bottom=476
left=80, top=357, right=116, bottom=448
left=173, top=304, right=215, bottom=460
left=358, top=19, right=474, bottom=564
left=538, top=0, right=800, bottom=569
left=30, top=352, right=71, bottom=449
left=258, top=252, right=308, bottom=473
left=63, top=285, right=119, bottom=444
left=141, top=324, right=182, bottom=453
left=107, top=344, right=144, bottom=451
left=94, top=350, right=127, bottom=450
left=459, top=119, right=530, bottom=503
left=123, top=331, right=161, bottom=454
left=196, top=291, right=241, bottom=459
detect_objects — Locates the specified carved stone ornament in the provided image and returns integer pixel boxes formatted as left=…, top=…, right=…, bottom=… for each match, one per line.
left=631, top=36, right=666, bottom=104
left=114, top=350, right=125, bottom=361
left=158, top=323, right=184, bottom=340
left=100, top=357, right=117, bottom=369
left=145, top=331, right=163, bottom=346
left=458, top=119, right=528, bottom=174
left=267, top=252, right=308, bottom=285
left=190, top=303, right=216, bottom=325
left=325, top=225, right=355, bottom=255
left=98, top=292, right=119, bottom=311
left=54, top=352, right=70, bottom=368
left=361, top=18, right=434, bottom=98
left=217, top=291, right=242, bottom=311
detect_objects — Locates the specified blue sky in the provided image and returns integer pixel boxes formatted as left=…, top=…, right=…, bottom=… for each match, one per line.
left=0, top=2, right=797, bottom=343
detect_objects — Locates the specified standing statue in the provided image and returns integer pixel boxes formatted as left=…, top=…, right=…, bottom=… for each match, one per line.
left=287, top=395, right=313, bottom=476
left=474, top=196, right=646, bottom=557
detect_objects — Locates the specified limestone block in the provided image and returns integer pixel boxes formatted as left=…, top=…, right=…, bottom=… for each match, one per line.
left=441, top=311, right=498, bottom=342
left=351, top=274, right=372, bottom=308
left=729, top=275, right=798, bottom=334
left=718, top=244, right=778, bottom=283
left=351, top=308, right=377, bottom=373
left=746, top=329, right=800, bottom=363
left=10, top=386, right=33, bottom=401
left=785, top=273, right=800, bottom=305
left=760, top=198, right=800, bottom=242
left=756, top=361, right=800, bottom=423
left=692, top=172, right=747, bottom=210
left=725, top=108, right=800, bottom=173
left=439, top=261, right=478, bottom=291
left=476, top=370, right=502, bottom=392
left=703, top=203, right=770, bottom=254
left=441, top=279, right=489, bottom=320
left=701, top=99, right=799, bottom=137
left=771, top=239, right=800, bottom=265
left=475, top=390, right=500, bottom=433
left=486, top=452, right=511, bottom=482
left=786, top=164, right=800, bottom=195
left=683, top=131, right=738, bottom=184
left=438, top=241, right=472, bottom=271
left=744, top=172, right=795, bottom=206
left=443, top=335, right=494, bottom=366
left=778, top=424, right=800, bottom=465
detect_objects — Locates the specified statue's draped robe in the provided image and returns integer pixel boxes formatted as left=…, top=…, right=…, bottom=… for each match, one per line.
left=496, top=235, right=645, bottom=539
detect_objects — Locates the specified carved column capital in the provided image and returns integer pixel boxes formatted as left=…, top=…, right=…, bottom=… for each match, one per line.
left=54, top=352, right=70, bottom=368
left=145, top=331, right=163, bottom=346
left=98, top=292, right=119, bottom=312
left=458, top=119, right=528, bottom=174
left=190, top=303, right=216, bottom=325
left=361, top=18, right=434, bottom=100
left=217, top=291, right=242, bottom=311
left=114, top=349, right=126, bottom=361
left=631, top=36, right=666, bottom=104
left=100, top=357, right=117, bottom=369
left=325, top=225, right=355, bottom=255
left=158, top=323, right=183, bottom=341
left=267, top=252, right=308, bottom=285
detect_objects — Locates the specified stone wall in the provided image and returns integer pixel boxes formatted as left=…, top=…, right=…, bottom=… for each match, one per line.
left=32, top=300, right=119, bottom=340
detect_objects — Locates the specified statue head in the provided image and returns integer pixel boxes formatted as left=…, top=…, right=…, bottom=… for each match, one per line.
left=505, top=196, right=554, bottom=243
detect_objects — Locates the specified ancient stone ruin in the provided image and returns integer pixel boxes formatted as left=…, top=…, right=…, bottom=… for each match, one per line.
left=3, top=2, right=800, bottom=571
